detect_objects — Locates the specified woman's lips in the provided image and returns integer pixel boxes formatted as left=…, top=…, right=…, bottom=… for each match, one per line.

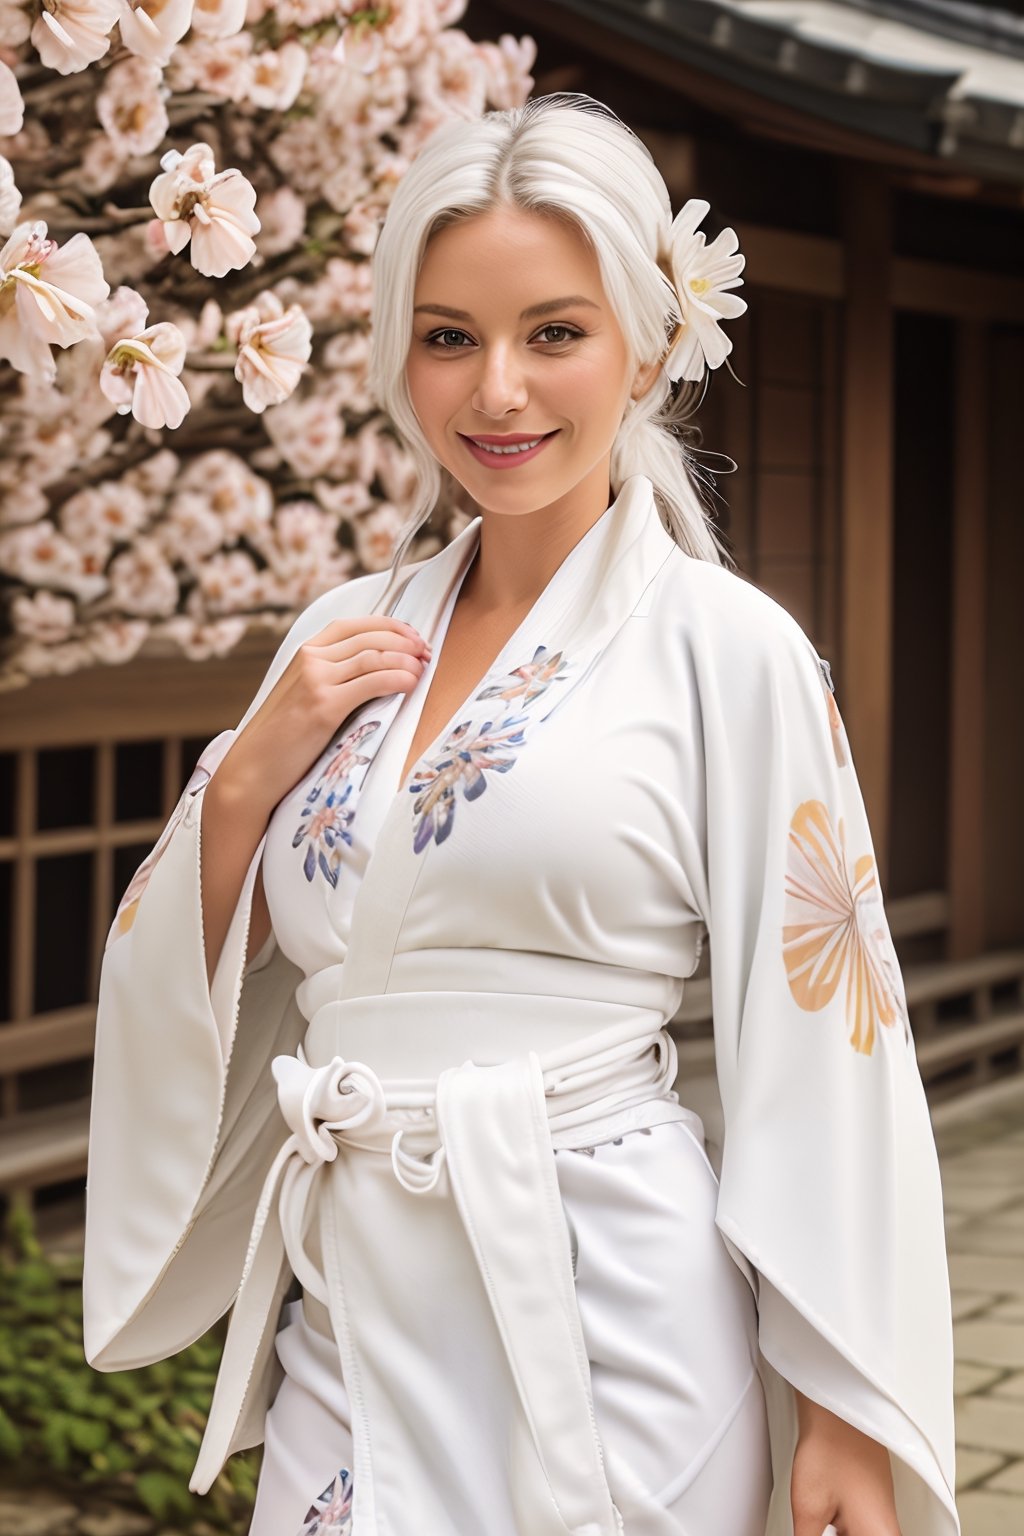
left=459, top=430, right=559, bottom=469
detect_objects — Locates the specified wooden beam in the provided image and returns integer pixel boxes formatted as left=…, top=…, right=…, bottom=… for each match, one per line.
left=948, top=321, right=988, bottom=959
left=892, top=259, right=1024, bottom=325
left=0, top=631, right=276, bottom=750
left=732, top=224, right=843, bottom=299
left=839, top=165, right=894, bottom=875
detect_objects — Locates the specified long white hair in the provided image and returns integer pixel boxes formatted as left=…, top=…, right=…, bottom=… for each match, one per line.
left=366, top=92, right=735, bottom=596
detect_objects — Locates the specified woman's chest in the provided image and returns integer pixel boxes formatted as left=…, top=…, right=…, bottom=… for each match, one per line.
left=263, top=617, right=709, bottom=992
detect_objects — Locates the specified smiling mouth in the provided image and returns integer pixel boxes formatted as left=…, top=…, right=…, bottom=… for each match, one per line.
left=459, top=431, right=559, bottom=456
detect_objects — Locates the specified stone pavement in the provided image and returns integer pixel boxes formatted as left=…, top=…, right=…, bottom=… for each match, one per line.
left=933, top=1079, right=1024, bottom=1534
left=18, top=1078, right=1024, bottom=1535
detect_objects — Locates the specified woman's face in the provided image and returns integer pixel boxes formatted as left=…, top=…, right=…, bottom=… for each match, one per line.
left=406, top=205, right=656, bottom=518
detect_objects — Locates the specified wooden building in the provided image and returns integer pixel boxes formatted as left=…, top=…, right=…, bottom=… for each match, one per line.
left=2, top=0, right=1023, bottom=1224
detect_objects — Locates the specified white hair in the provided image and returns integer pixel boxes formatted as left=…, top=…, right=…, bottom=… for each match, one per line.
left=365, top=92, right=735, bottom=597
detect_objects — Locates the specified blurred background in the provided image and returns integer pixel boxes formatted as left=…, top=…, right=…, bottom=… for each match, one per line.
left=0, top=1, right=1021, bottom=1532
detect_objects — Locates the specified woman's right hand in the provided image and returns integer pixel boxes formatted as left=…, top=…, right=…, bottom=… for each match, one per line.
left=215, top=614, right=432, bottom=821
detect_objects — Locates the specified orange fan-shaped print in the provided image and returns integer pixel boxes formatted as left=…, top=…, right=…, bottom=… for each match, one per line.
left=783, top=799, right=908, bottom=1055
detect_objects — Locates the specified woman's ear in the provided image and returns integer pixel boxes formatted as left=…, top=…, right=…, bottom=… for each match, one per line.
left=630, top=358, right=662, bottom=402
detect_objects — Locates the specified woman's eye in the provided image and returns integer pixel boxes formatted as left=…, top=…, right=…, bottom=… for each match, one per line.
left=426, top=328, right=472, bottom=349
left=423, top=324, right=583, bottom=351
left=536, top=323, right=580, bottom=344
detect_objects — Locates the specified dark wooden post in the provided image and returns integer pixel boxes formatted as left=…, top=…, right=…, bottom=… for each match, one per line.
left=839, top=165, right=894, bottom=877
left=948, top=320, right=988, bottom=958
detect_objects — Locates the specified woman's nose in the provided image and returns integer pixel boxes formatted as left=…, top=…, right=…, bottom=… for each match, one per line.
left=471, top=346, right=529, bottom=418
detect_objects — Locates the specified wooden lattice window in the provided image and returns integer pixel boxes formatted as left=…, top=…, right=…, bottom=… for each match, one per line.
left=0, top=640, right=273, bottom=1217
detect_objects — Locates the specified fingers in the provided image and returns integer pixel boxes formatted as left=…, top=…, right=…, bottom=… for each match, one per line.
left=313, top=615, right=427, bottom=649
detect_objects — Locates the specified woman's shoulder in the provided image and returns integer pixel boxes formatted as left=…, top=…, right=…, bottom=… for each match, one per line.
left=651, top=545, right=818, bottom=669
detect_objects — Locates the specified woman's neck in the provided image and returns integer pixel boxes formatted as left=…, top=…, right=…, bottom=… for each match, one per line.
left=460, top=473, right=614, bottom=613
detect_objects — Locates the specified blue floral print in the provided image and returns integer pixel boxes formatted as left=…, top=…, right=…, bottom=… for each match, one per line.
left=293, top=718, right=381, bottom=887
left=409, top=644, right=570, bottom=853
left=297, top=1465, right=353, bottom=1534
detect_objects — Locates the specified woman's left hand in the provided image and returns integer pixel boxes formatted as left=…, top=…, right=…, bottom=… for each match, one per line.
left=791, top=1389, right=902, bottom=1536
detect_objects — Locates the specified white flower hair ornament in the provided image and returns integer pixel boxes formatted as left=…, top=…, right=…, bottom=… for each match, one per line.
left=659, top=199, right=747, bottom=384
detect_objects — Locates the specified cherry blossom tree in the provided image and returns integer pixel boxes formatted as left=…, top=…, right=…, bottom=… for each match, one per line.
left=0, top=3, right=536, bottom=690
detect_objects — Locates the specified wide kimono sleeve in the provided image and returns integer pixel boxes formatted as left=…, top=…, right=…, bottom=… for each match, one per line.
left=687, top=583, right=960, bottom=1536
left=83, top=570, right=391, bottom=1375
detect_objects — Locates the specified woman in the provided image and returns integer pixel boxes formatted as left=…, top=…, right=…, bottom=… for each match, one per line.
left=83, top=95, right=960, bottom=1536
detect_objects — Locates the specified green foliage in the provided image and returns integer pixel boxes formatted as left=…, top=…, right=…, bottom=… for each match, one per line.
left=0, top=1197, right=260, bottom=1532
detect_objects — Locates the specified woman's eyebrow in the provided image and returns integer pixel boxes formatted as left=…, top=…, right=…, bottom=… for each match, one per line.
left=412, top=296, right=601, bottom=321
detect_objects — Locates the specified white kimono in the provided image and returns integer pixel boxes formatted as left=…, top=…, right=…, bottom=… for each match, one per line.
left=82, top=472, right=959, bottom=1536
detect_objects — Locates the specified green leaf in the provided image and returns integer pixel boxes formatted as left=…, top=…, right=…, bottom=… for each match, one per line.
left=68, top=1417, right=110, bottom=1454
left=0, top=1403, right=23, bottom=1458
left=135, top=1468, right=194, bottom=1520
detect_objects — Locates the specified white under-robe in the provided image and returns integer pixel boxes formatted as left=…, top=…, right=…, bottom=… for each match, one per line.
left=82, top=473, right=960, bottom=1536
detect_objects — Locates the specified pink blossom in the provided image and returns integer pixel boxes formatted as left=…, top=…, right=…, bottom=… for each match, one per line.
left=0, top=4, right=31, bottom=49
left=0, top=519, right=109, bottom=599
left=187, top=0, right=248, bottom=39
left=79, top=132, right=128, bottom=195
left=375, top=433, right=419, bottom=506
left=31, top=0, right=120, bottom=75
left=255, top=185, right=306, bottom=258
left=0, top=59, right=24, bottom=136
left=96, top=57, right=169, bottom=156
left=10, top=588, right=77, bottom=643
left=94, top=285, right=150, bottom=351
left=59, top=481, right=150, bottom=564
left=271, top=0, right=336, bottom=26
left=100, top=321, right=190, bottom=430
left=333, top=19, right=384, bottom=75
left=311, top=478, right=374, bottom=521
left=178, top=449, right=274, bottom=539
left=0, top=220, right=110, bottom=384
left=304, top=255, right=372, bottom=325
left=250, top=502, right=354, bottom=600
left=248, top=40, right=307, bottom=111
left=341, top=200, right=383, bottom=258
left=166, top=32, right=254, bottom=99
left=0, top=155, right=21, bottom=235
left=196, top=548, right=262, bottom=612
left=155, top=489, right=225, bottom=565
left=87, top=617, right=150, bottom=663
left=433, top=0, right=469, bottom=25
left=116, top=0, right=192, bottom=63
left=122, top=447, right=179, bottom=498
left=413, top=29, right=487, bottom=118
left=264, top=393, right=343, bottom=479
left=379, top=0, right=425, bottom=55
left=177, top=615, right=249, bottom=660
left=15, top=637, right=95, bottom=679
left=0, top=482, right=49, bottom=529
left=229, top=291, right=312, bottom=414
left=107, top=535, right=179, bottom=616
left=172, top=295, right=223, bottom=349
left=144, top=217, right=171, bottom=259
left=476, top=33, right=537, bottom=111
left=354, top=500, right=403, bottom=572
left=148, top=142, right=260, bottom=278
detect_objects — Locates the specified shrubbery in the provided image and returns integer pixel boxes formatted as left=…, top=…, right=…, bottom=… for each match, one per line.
left=0, top=1197, right=259, bottom=1531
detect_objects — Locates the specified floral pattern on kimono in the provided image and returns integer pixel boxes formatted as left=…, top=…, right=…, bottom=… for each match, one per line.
left=782, top=798, right=909, bottom=1055
left=408, top=644, right=571, bottom=853
left=298, top=1466, right=353, bottom=1535
left=409, top=715, right=528, bottom=853
left=292, top=718, right=382, bottom=887
left=104, top=737, right=229, bottom=950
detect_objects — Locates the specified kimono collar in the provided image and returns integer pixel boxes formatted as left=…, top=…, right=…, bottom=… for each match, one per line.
left=377, top=471, right=679, bottom=710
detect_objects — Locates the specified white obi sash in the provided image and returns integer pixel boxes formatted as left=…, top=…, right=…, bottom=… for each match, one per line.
left=189, top=1006, right=700, bottom=1536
